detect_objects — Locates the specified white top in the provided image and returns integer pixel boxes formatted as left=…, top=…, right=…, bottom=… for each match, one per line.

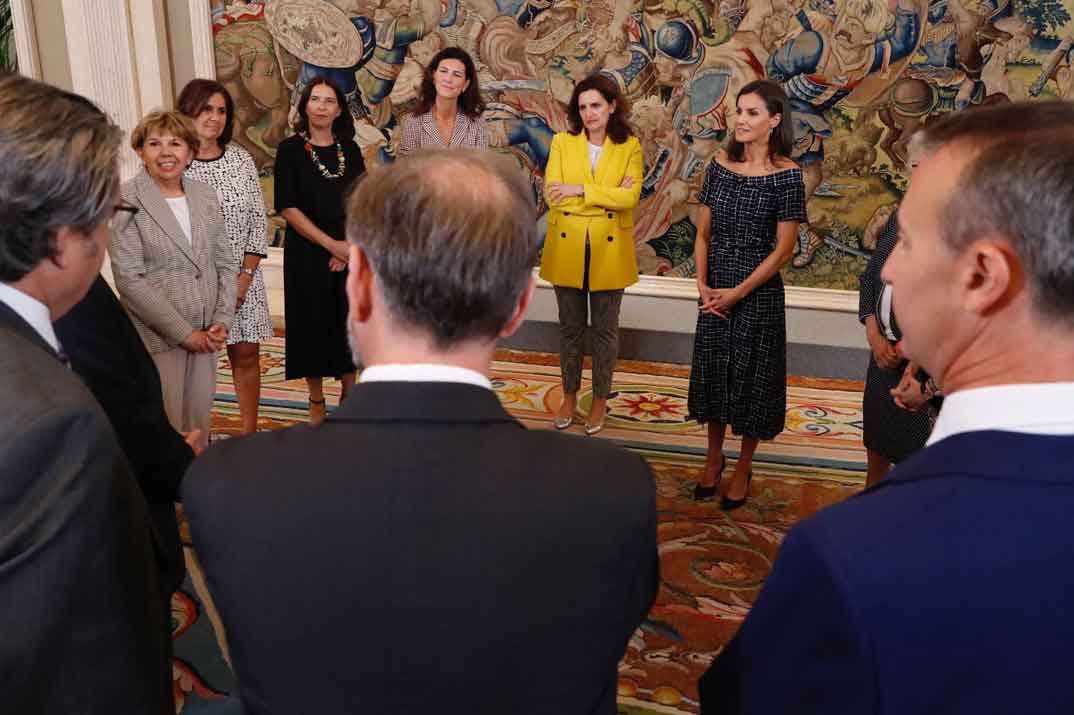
left=165, top=196, right=193, bottom=245
left=588, top=141, right=604, bottom=173
left=927, top=382, right=1074, bottom=446
left=0, top=281, right=60, bottom=352
left=359, top=363, right=492, bottom=390
left=878, top=284, right=896, bottom=341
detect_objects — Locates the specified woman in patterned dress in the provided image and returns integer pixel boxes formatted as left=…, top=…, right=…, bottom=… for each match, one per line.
left=398, top=47, right=488, bottom=156
left=687, top=80, right=806, bottom=509
left=179, top=79, right=274, bottom=435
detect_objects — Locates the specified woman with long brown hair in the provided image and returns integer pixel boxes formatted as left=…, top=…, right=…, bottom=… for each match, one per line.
left=398, top=47, right=487, bottom=155
left=274, top=77, right=365, bottom=423
left=687, top=79, right=806, bottom=508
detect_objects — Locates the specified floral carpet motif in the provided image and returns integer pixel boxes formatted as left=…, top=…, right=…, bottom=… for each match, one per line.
left=179, top=341, right=866, bottom=713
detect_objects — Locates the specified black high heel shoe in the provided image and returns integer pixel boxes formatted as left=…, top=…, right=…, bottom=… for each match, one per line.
left=721, top=471, right=753, bottom=511
left=693, top=456, right=726, bottom=501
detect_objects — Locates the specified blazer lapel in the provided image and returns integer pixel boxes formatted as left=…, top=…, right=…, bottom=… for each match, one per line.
left=448, top=113, right=469, bottom=148
left=135, top=172, right=197, bottom=267
left=187, top=185, right=211, bottom=266
left=420, top=111, right=444, bottom=148
left=593, top=136, right=613, bottom=185
left=0, top=300, right=63, bottom=364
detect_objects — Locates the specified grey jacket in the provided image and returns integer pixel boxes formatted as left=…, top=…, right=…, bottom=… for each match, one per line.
left=110, top=171, right=237, bottom=354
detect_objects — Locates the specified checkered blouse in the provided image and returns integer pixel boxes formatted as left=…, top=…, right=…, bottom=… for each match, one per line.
left=398, top=110, right=488, bottom=155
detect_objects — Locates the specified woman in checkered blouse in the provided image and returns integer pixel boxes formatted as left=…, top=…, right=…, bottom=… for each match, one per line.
left=687, top=80, right=806, bottom=509
left=398, top=47, right=488, bottom=156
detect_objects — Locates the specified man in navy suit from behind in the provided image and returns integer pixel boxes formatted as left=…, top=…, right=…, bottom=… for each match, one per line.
left=182, top=150, right=659, bottom=714
left=700, top=102, right=1074, bottom=713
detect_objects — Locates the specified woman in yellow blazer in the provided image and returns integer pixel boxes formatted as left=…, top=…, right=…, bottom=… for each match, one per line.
left=540, top=73, right=643, bottom=435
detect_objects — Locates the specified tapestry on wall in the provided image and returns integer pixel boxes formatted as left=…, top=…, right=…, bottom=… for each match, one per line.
left=211, top=0, right=1073, bottom=290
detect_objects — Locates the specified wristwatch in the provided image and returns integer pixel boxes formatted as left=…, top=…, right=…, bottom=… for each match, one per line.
left=239, top=267, right=255, bottom=277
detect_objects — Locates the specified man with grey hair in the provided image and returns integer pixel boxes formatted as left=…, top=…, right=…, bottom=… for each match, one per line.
left=699, top=101, right=1074, bottom=714
left=0, top=74, right=173, bottom=712
left=183, top=150, right=659, bottom=714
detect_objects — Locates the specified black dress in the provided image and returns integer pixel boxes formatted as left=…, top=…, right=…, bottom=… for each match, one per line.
left=687, top=162, right=807, bottom=440
left=274, top=134, right=364, bottom=380
left=858, top=212, right=932, bottom=462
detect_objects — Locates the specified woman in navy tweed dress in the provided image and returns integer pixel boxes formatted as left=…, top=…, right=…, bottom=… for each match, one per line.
left=687, top=80, right=806, bottom=509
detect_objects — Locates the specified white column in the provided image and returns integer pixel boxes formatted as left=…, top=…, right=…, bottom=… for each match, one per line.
left=128, top=0, right=174, bottom=114
left=60, top=0, right=142, bottom=179
left=9, top=0, right=41, bottom=79
left=188, top=0, right=217, bottom=80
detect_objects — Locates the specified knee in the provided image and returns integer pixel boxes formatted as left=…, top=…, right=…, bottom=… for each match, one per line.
left=229, top=343, right=261, bottom=370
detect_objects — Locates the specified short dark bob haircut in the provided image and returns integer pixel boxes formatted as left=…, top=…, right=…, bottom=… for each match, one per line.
left=293, top=76, right=356, bottom=142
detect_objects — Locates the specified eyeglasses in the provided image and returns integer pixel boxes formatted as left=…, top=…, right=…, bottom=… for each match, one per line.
left=108, top=202, right=139, bottom=232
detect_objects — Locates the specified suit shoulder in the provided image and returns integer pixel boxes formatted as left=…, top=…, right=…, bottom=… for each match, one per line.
left=520, top=428, right=652, bottom=478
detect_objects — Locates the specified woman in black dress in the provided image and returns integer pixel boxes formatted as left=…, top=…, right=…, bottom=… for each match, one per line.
left=688, top=80, right=806, bottom=509
left=274, top=77, right=365, bottom=424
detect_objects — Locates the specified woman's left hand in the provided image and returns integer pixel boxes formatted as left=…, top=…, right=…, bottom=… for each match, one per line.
left=707, top=287, right=743, bottom=317
left=328, top=257, right=347, bottom=272
left=547, top=182, right=583, bottom=203
left=891, top=364, right=929, bottom=412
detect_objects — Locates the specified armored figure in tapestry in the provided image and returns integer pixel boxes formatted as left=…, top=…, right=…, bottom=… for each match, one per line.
left=213, top=0, right=1074, bottom=291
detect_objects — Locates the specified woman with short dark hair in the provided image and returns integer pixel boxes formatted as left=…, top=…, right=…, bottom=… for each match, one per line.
left=274, top=76, right=365, bottom=424
left=539, top=73, right=643, bottom=436
left=178, top=78, right=273, bottom=435
left=398, top=47, right=488, bottom=155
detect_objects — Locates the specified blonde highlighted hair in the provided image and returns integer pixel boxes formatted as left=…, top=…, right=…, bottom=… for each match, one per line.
left=130, top=110, right=199, bottom=152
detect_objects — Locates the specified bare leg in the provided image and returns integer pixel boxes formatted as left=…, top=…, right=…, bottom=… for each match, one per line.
left=228, top=342, right=262, bottom=435
left=865, top=448, right=892, bottom=488
left=307, top=376, right=326, bottom=425
left=340, top=371, right=357, bottom=404
left=725, top=435, right=759, bottom=500
left=698, top=422, right=728, bottom=488
left=587, top=396, right=607, bottom=427
left=557, top=391, right=578, bottom=423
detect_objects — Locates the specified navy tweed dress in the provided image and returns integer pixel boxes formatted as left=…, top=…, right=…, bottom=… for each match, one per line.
left=687, top=161, right=807, bottom=439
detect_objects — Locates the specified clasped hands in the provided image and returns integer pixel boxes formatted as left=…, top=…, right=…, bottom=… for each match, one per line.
left=547, top=175, right=634, bottom=204
left=697, top=281, right=743, bottom=318
left=327, top=238, right=349, bottom=272
left=182, top=323, right=228, bottom=354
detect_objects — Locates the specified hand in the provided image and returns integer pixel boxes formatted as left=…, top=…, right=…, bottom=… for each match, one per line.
left=619, top=175, right=634, bottom=189
left=328, top=256, right=347, bottom=272
left=326, top=238, right=350, bottom=262
left=181, top=330, right=215, bottom=354
left=206, top=323, right=228, bottom=352
left=236, top=272, right=253, bottom=309
left=708, top=286, right=742, bottom=317
left=182, top=430, right=205, bottom=457
left=697, top=284, right=725, bottom=318
left=890, top=364, right=929, bottom=412
left=866, top=321, right=901, bottom=370
left=547, top=182, right=583, bottom=203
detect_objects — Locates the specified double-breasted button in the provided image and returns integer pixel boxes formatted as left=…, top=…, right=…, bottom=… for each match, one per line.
left=195, top=272, right=202, bottom=279
left=607, top=236, right=614, bottom=242
left=607, top=212, right=613, bottom=219
left=564, top=212, right=570, bottom=216
left=560, top=232, right=567, bottom=238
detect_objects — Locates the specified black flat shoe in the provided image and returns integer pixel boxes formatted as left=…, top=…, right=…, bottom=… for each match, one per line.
left=721, top=471, right=753, bottom=511
left=693, top=455, right=726, bottom=501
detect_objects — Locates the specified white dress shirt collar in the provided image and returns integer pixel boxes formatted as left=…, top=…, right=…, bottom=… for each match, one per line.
left=928, top=382, right=1074, bottom=446
left=359, top=363, right=492, bottom=390
left=0, top=281, right=61, bottom=352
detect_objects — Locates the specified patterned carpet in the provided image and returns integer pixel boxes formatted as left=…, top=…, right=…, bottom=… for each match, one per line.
left=171, top=338, right=866, bottom=713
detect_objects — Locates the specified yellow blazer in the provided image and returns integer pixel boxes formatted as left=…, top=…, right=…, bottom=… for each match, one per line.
left=539, top=131, right=643, bottom=291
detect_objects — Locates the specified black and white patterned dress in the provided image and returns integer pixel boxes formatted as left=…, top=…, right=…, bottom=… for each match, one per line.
left=186, top=144, right=274, bottom=345
left=688, top=161, right=807, bottom=439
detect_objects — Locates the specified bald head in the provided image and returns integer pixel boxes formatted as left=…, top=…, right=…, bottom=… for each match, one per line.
left=345, top=150, right=538, bottom=347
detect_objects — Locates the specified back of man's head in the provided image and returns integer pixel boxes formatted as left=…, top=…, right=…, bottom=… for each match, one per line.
left=0, top=73, right=122, bottom=283
left=921, top=101, right=1074, bottom=327
left=344, top=149, right=538, bottom=348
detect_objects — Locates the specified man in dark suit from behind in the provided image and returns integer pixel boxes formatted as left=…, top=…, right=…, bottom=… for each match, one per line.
left=699, top=103, right=1074, bottom=714
left=0, top=74, right=173, bottom=713
left=55, top=275, right=197, bottom=612
left=183, top=149, right=659, bottom=714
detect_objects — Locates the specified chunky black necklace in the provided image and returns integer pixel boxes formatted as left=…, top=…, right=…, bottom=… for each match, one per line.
left=301, top=132, right=346, bottom=180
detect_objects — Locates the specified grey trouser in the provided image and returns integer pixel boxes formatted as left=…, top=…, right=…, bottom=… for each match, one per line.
left=553, top=251, right=624, bottom=399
